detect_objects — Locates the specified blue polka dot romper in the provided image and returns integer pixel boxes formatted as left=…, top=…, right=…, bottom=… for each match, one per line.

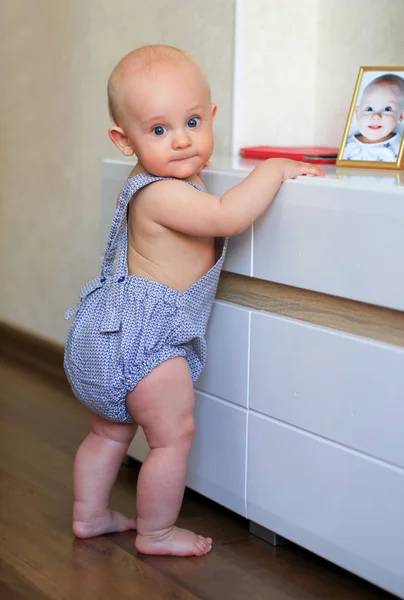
left=64, top=174, right=228, bottom=423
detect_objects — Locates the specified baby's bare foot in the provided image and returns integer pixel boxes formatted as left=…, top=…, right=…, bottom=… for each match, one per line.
left=73, top=509, right=137, bottom=539
left=135, top=526, right=212, bottom=556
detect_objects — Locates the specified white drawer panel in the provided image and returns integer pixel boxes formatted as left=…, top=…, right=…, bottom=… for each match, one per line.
left=223, top=230, right=253, bottom=277
left=187, top=391, right=247, bottom=517
left=247, top=413, right=404, bottom=598
left=201, top=170, right=252, bottom=276
left=249, top=312, right=404, bottom=468
left=196, top=301, right=250, bottom=407
left=253, top=182, right=404, bottom=311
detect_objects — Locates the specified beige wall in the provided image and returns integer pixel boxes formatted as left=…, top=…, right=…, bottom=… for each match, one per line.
left=314, top=0, right=404, bottom=146
left=3, top=0, right=403, bottom=345
left=237, top=0, right=404, bottom=149
left=0, top=0, right=235, bottom=344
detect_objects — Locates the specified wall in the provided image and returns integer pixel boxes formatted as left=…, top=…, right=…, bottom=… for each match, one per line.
left=235, top=0, right=404, bottom=150
left=2, top=0, right=404, bottom=344
left=0, top=0, right=235, bottom=344
left=314, top=0, right=404, bottom=146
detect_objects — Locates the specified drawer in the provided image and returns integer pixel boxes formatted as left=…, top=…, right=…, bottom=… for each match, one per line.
left=247, top=413, right=404, bottom=598
left=200, top=169, right=253, bottom=276
left=196, top=301, right=250, bottom=407
left=224, top=231, right=253, bottom=277
left=187, top=391, right=247, bottom=516
left=249, top=311, right=404, bottom=468
left=252, top=182, right=404, bottom=311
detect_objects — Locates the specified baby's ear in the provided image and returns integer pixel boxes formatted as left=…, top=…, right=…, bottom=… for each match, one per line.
left=399, top=109, right=404, bottom=122
left=211, top=104, right=217, bottom=120
left=109, top=127, right=135, bottom=156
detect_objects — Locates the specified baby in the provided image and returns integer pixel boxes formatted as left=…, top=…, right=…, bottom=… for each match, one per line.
left=343, top=73, right=404, bottom=162
left=64, top=45, right=323, bottom=557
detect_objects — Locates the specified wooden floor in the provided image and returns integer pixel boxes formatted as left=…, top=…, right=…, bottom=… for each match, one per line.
left=0, top=353, right=394, bottom=600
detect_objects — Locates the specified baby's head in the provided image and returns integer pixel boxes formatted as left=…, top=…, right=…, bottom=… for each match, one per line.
left=355, top=74, right=404, bottom=143
left=107, top=45, right=216, bottom=179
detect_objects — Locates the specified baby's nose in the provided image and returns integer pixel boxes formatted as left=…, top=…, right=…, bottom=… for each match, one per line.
left=172, top=130, right=191, bottom=149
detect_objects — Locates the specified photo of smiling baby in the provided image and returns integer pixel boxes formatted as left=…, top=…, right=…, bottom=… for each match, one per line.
left=338, top=68, right=404, bottom=168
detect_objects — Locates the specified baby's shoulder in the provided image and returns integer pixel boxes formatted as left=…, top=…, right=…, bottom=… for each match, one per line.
left=137, top=177, right=202, bottom=203
left=129, top=178, right=204, bottom=225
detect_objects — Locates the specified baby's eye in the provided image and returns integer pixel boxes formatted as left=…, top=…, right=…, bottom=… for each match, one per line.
left=152, top=126, right=166, bottom=136
left=187, top=117, right=200, bottom=128
left=364, top=106, right=373, bottom=112
left=384, top=106, right=393, bottom=112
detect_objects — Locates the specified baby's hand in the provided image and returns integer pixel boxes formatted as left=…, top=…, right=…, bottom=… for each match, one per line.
left=270, top=158, right=325, bottom=182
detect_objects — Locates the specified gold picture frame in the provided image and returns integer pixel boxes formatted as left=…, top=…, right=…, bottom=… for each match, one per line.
left=337, top=66, right=404, bottom=170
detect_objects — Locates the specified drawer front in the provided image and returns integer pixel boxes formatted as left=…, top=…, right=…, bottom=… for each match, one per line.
left=224, top=231, right=253, bottom=277
left=187, top=391, right=247, bottom=516
left=196, top=301, right=250, bottom=407
left=253, top=182, right=404, bottom=311
left=249, top=311, right=404, bottom=468
left=200, top=170, right=253, bottom=276
left=247, top=413, right=404, bottom=598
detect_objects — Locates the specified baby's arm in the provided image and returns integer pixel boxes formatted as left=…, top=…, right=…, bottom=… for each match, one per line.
left=142, top=159, right=324, bottom=237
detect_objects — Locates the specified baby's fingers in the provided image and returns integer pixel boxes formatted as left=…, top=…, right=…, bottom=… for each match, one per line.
left=299, top=163, right=325, bottom=177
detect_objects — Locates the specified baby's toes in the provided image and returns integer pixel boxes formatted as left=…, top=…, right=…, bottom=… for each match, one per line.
left=195, top=541, right=206, bottom=556
left=197, top=536, right=212, bottom=554
left=203, top=541, right=213, bottom=554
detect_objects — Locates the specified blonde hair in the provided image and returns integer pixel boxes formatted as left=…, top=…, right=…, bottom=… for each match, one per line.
left=107, top=45, right=209, bottom=125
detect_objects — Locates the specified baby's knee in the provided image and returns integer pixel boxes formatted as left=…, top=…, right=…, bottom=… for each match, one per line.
left=147, top=414, right=195, bottom=451
left=177, top=414, right=195, bottom=449
left=168, top=414, right=195, bottom=451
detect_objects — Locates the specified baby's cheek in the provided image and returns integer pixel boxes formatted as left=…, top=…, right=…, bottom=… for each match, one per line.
left=384, top=115, right=397, bottom=131
left=357, top=116, right=368, bottom=131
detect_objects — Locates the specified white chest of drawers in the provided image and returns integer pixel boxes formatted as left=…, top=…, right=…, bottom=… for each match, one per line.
left=103, top=157, right=404, bottom=598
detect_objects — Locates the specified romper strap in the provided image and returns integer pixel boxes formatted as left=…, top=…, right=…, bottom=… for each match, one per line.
left=101, top=175, right=157, bottom=279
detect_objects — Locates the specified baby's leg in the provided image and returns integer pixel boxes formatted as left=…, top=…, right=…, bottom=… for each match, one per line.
left=126, top=357, right=212, bottom=557
left=72, top=413, right=137, bottom=539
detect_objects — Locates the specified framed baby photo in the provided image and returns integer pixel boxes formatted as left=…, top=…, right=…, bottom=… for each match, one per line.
left=337, top=66, right=404, bottom=170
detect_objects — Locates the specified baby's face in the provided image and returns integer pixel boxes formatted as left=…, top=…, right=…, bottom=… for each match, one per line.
left=117, top=62, right=215, bottom=178
left=356, top=83, right=404, bottom=142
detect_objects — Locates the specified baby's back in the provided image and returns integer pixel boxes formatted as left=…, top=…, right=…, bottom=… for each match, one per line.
left=126, top=174, right=216, bottom=293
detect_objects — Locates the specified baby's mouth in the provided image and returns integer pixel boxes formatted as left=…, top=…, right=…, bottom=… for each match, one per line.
left=172, top=155, right=193, bottom=161
left=368, top=125, right=382, bottom=130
